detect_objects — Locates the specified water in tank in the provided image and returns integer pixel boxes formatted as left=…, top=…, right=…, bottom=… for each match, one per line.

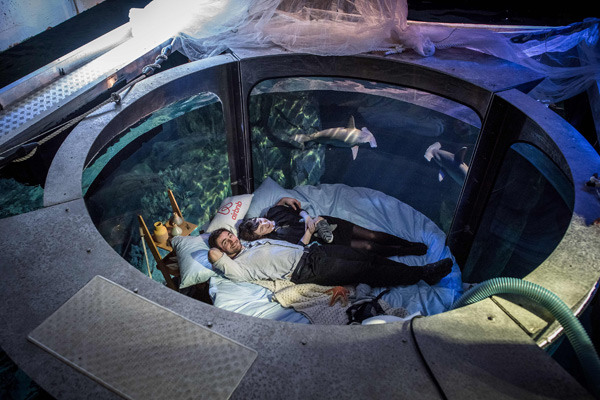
left=249, top=77, right=480, bottom=233
left=84, top=92, right=230, bottom=284
left=82, top=77, right=482, bottom=283
left=463, top=142, right=573, bottom=282
left=82, top=76, right=573, bottom=290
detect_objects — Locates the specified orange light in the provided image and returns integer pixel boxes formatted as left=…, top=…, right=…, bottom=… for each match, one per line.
left=107, top=74, right=118, bottom=88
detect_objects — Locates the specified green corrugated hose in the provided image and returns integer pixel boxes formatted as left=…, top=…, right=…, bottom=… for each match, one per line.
left=451, top=277, right=600, bottom=397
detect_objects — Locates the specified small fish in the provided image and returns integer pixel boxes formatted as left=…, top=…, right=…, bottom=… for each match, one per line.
left=292, top=116, right=377, bottom=160
left=424, top=142, right=468, bottom=185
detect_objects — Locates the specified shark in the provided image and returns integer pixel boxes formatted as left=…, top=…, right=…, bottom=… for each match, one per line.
left=292, top=116, right=377, bottom=160
left=424, top=142, right=469, bottom=185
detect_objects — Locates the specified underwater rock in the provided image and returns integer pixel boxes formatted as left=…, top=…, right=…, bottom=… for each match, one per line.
left=174, top=100, right=224, bottom=140
left=292, top=148, right=325, bottom=187
left=0, top=178, right=43, bottom=218
left=250, top=91, right=326, bottom=187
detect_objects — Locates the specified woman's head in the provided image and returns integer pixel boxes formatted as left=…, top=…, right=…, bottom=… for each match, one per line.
left=238, top=217, right=275, bottom=241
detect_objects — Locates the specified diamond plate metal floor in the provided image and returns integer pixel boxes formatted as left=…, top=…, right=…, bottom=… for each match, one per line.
left=0, top=31, right=172, bottom=155
left=29, top=276, right=257, bottom=400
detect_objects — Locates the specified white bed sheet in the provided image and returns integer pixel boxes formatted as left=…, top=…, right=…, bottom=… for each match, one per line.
left=210, top=183, right=462, bottom=323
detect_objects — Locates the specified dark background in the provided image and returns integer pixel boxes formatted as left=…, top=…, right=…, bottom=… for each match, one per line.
left=1, top=0, right=597, bottom=88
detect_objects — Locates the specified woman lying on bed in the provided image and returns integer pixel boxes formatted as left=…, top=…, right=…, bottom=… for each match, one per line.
left=238, top=197, right=428, bottom=257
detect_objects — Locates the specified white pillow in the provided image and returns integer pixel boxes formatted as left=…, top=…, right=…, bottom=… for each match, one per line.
left=246, top=177, right=294, bottom=218
left=205, top=193, right=253, bottom=233
left=171, top=234, right=217, bottom=288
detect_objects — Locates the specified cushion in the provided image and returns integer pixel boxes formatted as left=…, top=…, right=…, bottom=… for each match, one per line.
left=205, top=194, right=253, bottom=233
left=171, top=234, right=217, bottom=288
left=246, top=177, right=294, bottom=218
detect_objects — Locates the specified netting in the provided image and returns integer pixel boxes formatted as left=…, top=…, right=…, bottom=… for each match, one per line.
left=129, top=0, right=599, bottom=103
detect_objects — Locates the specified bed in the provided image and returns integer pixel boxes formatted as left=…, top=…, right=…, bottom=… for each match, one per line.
left=171, top=177, right=463, bottom=324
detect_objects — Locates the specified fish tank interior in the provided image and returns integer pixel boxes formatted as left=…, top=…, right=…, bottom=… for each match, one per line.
left=463, top=142, right=573, bottom=282
left=0, top=76, right=575, bottom=287
left=79, top=77, right=486, bottom=284
left=249, top=77, right=479, bottom=233
left=83, top=93, right=231, bottom=284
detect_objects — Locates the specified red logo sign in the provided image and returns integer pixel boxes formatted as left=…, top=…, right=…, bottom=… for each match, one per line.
left=217, top=201, right=243, bottom=220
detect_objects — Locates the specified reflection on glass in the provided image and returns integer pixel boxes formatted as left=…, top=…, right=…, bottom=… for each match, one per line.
left=462, top=142, right=574, bottom=282
left=249, top=77, right=480, bottom=233
left=84, top=93, right=228, bottom=282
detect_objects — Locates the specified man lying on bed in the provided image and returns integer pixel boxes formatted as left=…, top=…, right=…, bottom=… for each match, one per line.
left=238, top=197, right=428, bottom=257
left=207, top=227, right=452, bottom=288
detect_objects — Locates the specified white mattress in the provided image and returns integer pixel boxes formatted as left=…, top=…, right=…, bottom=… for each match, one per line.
left=210, top=182, right=463, bottom=323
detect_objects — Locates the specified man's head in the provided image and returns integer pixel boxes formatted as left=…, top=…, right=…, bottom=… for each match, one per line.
left=208, top=228, right=243, bottom=256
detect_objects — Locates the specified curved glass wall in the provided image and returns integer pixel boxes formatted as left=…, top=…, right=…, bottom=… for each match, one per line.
left=83, top=92, right=229, bottom=282
left=78, top=74, right=580, bottom=291
left=249, top=77, right=481, bottom=233
left=462, top=142, right=574, bottom=282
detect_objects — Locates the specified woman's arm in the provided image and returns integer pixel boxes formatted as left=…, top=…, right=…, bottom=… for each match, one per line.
left=274, top=197, right=312, bottom=221
left=299, top=216, right=323, bottom=245
left=275, top=197, right=301, bottom=210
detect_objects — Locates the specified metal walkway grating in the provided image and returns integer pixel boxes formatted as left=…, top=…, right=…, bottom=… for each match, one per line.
left=0, top=34, right=170, bottom=154
left=0, top=62, right=107, bottom=137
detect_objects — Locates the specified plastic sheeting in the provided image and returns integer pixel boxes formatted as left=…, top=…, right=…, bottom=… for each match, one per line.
left=129, top=0, right=599, bottom=103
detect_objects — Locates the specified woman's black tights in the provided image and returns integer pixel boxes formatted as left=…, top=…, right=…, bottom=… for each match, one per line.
left=349, top=225, right=427, bottom=257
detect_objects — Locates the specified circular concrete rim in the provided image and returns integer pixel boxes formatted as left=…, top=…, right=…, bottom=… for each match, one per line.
left=33, top=50, right=600, bottom=398
left=44, top=49, right=600, bottom=336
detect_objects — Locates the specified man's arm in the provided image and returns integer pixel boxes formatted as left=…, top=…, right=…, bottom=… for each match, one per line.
left=208, top=247, right=253, bottom=282
left=208, top=248, right=223, bottom=264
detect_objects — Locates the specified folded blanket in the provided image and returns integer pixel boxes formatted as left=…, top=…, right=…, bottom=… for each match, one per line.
left=252, top=280, right=408, bottom=325
left=252, top=280, right=353, bottom=325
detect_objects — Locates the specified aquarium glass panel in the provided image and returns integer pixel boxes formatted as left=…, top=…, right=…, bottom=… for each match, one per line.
left=249, top=77, right=480, bottom=233
left=84, top=93, right=229, bottom=283
left=462, top=142, right=574, bottom=282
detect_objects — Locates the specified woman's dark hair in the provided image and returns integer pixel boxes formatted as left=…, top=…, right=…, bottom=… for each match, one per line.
left=238, top=218, right=262, bottom=241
